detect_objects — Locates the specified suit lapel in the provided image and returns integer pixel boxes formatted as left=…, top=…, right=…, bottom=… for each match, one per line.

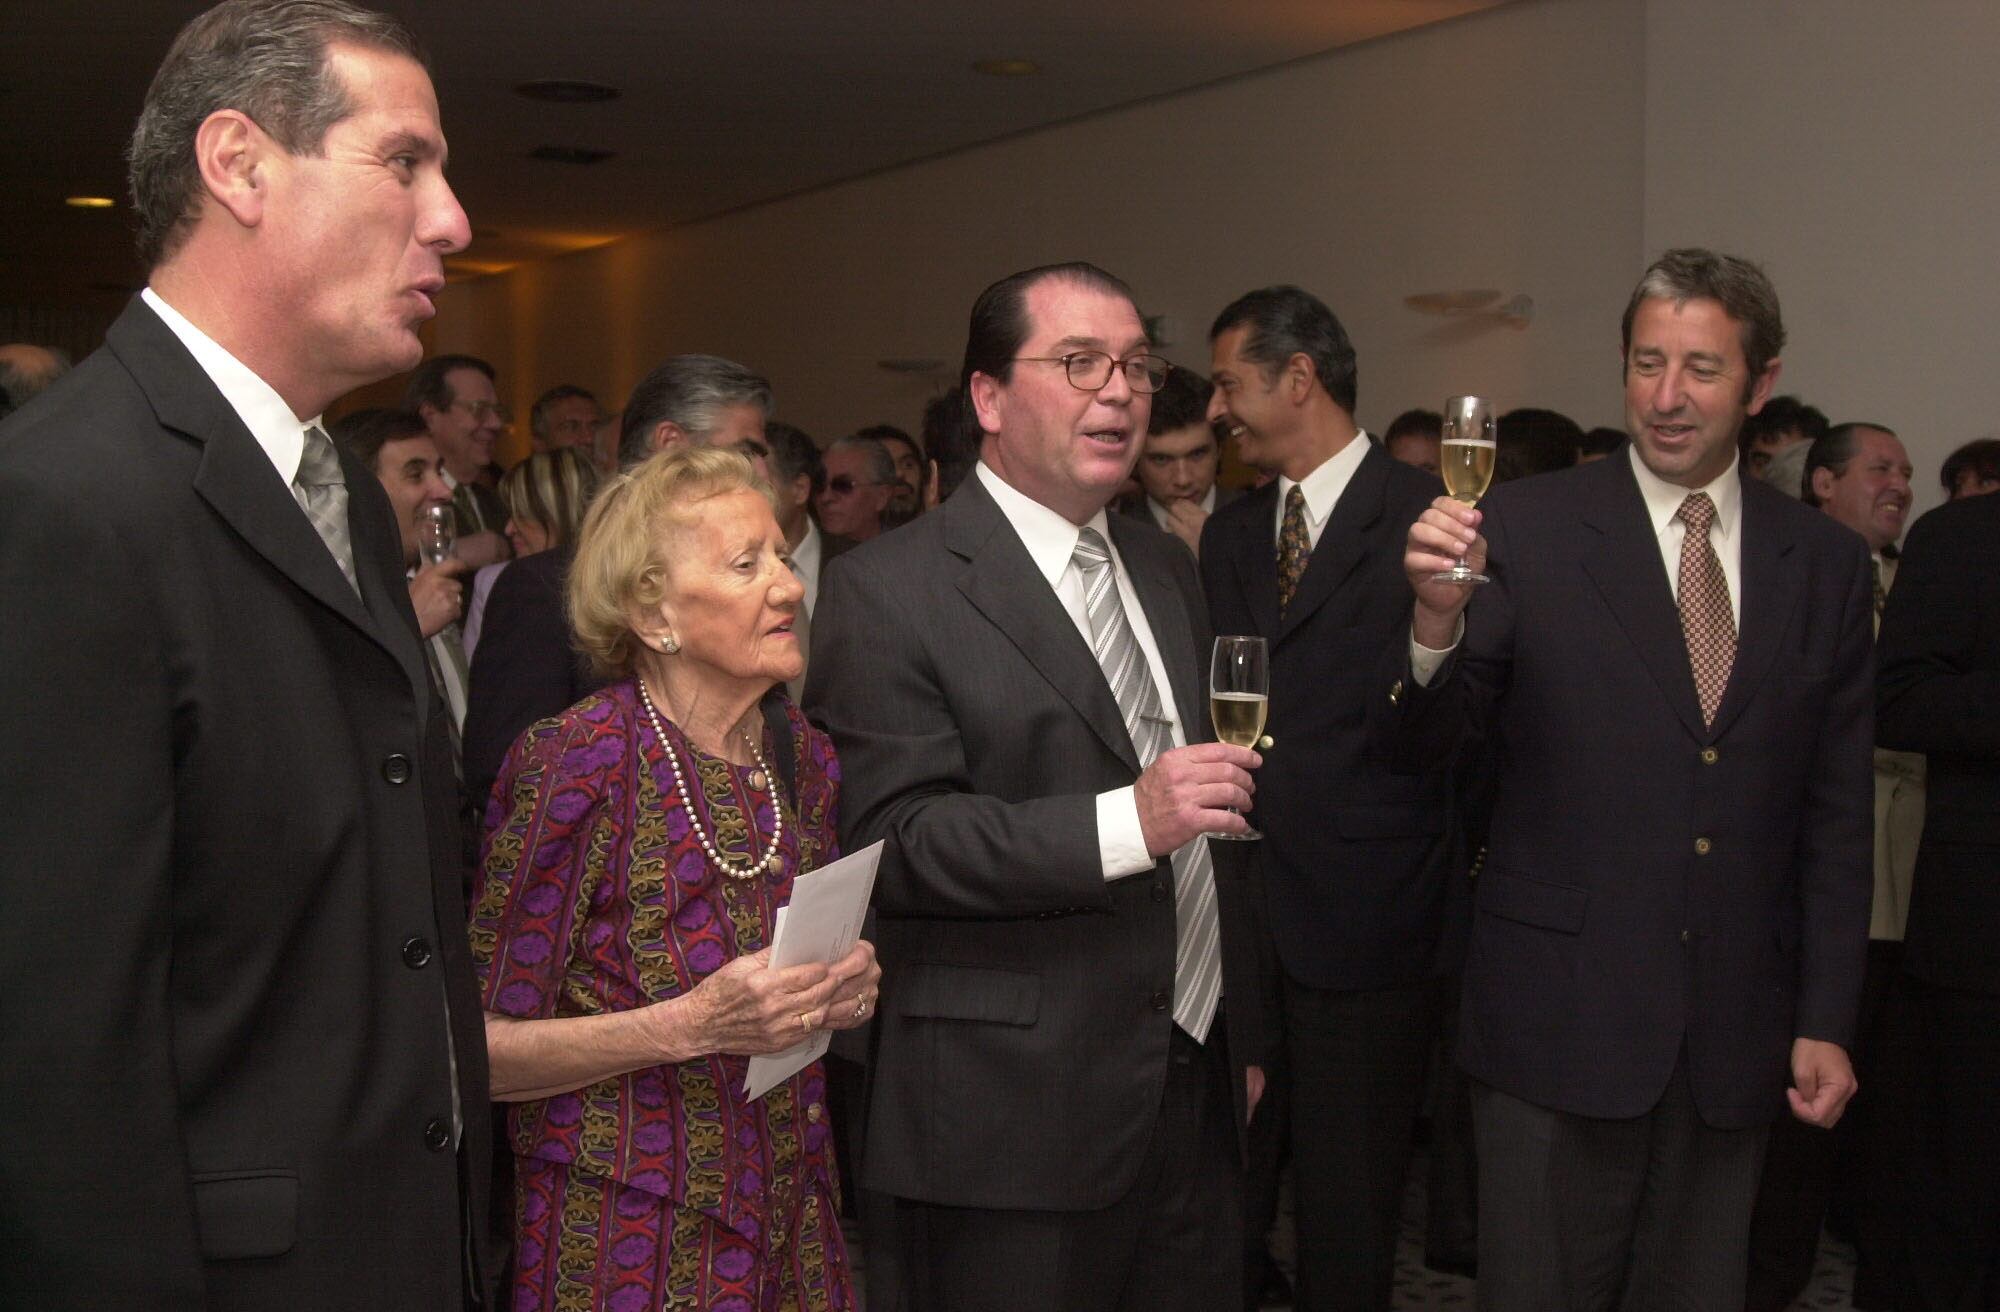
left=1229, top=482, right=1284, bottom=641
left=947, top=478, right=1140, bottom=773
left=1578, top=456, right=1708, bottom=741
left=1278, top=443, right=1387, bottom=643
left=1706, top=478, right=1801, bottom=740
left=108, top=299, right=388, bottom=649
left=1109, top=515, right=1200, bottom=732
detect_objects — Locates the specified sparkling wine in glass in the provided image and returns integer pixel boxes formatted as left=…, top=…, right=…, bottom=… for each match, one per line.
left=419, top=503, right=456, bottom=568
left=1431, top=395, right=1495, bottom=586
left=1209, top=635, right=1268, bottom=841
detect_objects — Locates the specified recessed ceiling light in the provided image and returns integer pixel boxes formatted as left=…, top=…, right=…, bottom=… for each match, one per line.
left=972, top=58, right=1040, bottom=77
left=66, top=195, right=116, bottom=209
left=515, top=79, right=621, bottom=104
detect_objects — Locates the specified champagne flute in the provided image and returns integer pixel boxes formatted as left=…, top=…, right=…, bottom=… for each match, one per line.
left=418, top=503, right=456, bottom=568
left=1210, top=635, right=1268, bottom=841
left=1431, top=395, right=1496, bottom=585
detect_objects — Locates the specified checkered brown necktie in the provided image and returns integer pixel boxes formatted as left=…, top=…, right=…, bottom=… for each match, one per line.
left=1675, top=492, right=1735, bottom=726
left=1277, top=485, right=1311, bottom=616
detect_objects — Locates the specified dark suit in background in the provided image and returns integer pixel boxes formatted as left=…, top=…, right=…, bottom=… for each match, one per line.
left=1380, top=451, right=1874, bottom=1306
left=1202, top=442, right=1454, bottom=1309
left=0, top=299, right=494, bottom=1308
left=1875, top=491, right=2000, bottom=1308
left=808, top=472, right=1272, bottom=1311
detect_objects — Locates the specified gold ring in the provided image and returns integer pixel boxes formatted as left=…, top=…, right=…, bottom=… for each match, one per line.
left=853, top=996, right=869, bottom=1018
left=798, top=1011, right=811, bottom=1034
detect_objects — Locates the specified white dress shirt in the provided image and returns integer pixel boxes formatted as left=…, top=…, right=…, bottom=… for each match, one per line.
left=1273, top=430, right=1372, bottom=548
left=1412, top=444, right=1745, bottom=683
left=142, top=287, right=323, bottom=485
left=977, top=462, right=1184, bottom=880
left=1146, top=484, right=1217, bottom=531
left=792, top=517, right=826, bottom=618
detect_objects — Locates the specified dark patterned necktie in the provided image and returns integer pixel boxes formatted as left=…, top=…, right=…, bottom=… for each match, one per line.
left=1277, top=485, right=1311, bottom=616
left=1072, top=527, right=1221, bottom=1043
left=1871, top=557, right=1887, bottom=619
left=293, top=425, right=359, bottom=596
left=1675, top=492, right=1735, bottom=726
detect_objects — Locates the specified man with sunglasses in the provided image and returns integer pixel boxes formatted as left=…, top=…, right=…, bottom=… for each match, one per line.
left=809, top=261, right=1270, bottom=1312
left=816, top=433, right=900, bottom=542
left=409, top=352, right=511, bottom=568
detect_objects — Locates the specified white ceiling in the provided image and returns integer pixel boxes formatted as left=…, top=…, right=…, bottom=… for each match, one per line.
left=4, top=0, right=1513, bottom=312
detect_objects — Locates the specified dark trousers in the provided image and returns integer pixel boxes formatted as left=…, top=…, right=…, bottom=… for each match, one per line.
left=1884, top=977, right=2000, bottom=1311
left=1283, top=975, right=1437, bottom=1312
left=1744, top=938, right=1904, bottom=1312
left=1242, top=1029, right=1291, bottom=1310
left=1472, top=1059, right=1770, bottom=1312
left=1424, top=975, right=1478, bottom=1274
left=897, top=1023, right=1242, bottom=1312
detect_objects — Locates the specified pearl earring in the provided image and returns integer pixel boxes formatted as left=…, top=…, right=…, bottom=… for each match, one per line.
left=660, top=636, right=680, bottom=654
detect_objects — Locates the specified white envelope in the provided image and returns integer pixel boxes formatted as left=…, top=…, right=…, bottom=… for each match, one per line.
left=743, top=840, right=883, bottom=1101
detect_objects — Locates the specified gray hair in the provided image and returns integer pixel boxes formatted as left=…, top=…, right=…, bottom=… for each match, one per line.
left=1621, top=248, right=1785, bottom=390
left=617, top=353, right=772, bottom=471
left=127, top=0, right=426, bottom=270
left=826, top=434, right=897, bottom=486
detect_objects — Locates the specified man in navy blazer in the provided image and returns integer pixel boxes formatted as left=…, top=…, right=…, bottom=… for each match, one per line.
left=1383, top=249, right=1874, bottom=1309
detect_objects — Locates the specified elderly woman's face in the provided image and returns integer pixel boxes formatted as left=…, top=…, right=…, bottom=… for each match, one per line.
left=658, top=489, right=805, bottom=686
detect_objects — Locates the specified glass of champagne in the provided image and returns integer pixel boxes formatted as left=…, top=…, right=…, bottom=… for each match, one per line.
left=419, top=503, right=456, bottom=568
left=1210, top=635, right=1268, bottom=842
left=1431, top=395, right=1495, bottom=585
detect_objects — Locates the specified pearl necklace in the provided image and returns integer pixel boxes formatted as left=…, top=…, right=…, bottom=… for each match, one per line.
left=636, top=676, right=784, bottom=881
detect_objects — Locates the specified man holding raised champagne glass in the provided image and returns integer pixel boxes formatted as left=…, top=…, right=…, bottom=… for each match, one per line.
left=1384, top=248, right=1875, bottom=1309
left=1200, top=285, right=1458, bottom=1311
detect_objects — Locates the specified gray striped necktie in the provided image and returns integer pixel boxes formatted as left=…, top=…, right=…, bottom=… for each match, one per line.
left=1072, top=526, right=1222, bottom=1043
left=293, top=425, right=360, bottom=595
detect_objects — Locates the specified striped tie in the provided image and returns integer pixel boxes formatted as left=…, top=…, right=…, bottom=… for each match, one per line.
left=1072, top=527, right=1222, bottom=1043
left=293, top=425, right=360, bottom=596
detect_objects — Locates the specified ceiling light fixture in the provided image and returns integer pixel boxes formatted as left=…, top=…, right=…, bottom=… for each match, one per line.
left=66, top=195, right=116, bottom=209
left=972, top=58, right=1040, bottom=77
left=515, top=79, right=621, bottom=104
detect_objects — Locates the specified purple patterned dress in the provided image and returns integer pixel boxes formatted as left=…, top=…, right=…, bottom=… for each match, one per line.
left=469, top=680, right=853, bottom=1312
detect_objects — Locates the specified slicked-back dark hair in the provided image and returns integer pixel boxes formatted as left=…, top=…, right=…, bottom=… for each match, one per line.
left=128, top=0, right=426, bottom=269
left=404, top=354, right=495, bottom=415
left=1801, top=422, right=1897, bottom=508
left=1146, top=368, right=1214, bottom=436
left=1621, top=248, right=1785, bottom=393
left=1209, top=285, right=1358, bottom=414
left=959, top=262, right=1142, bottom=397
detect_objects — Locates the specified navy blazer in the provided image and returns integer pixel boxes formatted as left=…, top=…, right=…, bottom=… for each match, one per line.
left=1376, top=449, right=1874, bottom=1129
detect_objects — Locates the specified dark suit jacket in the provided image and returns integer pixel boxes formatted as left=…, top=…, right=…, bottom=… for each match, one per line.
left=805, top=474, right=1272, bottom=1210
left=0, top=298, right=495, bottom=1308
left=1201, top=444, right=1457, bottom=990
left=1377, top=450, right=1875, bottom=1129
left=463, top=544, right=605, bottom=822
left=1877, top=492, right=2000, bottom=996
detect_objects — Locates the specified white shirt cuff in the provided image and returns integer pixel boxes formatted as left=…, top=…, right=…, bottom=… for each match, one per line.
left=1096, top=786, right=1158, bottom=880
left=1409, top=619, right=1464, bottom=687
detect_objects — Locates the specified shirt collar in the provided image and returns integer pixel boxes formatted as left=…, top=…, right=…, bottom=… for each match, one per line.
left=977, top=461, right=1113, bottom=588
left=1277, top=429, right=1371, bottom=526
left=793, top=517, right=823, bottom=574
left=141, top=287, right=322, bottom=485
left=1627, top=443, right=1742, bottom=542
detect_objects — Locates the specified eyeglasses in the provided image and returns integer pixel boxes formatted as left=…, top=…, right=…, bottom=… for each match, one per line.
left=825, top=476, right=893, bottom=495
left=1012, top=350, right=1173, bottom=394
left=452, top=399, right=510, bottom=423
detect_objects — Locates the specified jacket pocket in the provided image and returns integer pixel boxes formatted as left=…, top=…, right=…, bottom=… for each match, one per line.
left=895, top=963, right=1041, bottom=1026
left=1476, top=868, right=1588, bottom=935
left=192, top=1168, right=297, bottom=1260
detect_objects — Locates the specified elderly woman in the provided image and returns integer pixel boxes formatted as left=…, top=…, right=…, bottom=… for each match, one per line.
left=469, top=446, right=879, bottom=1310
left=461, top=445, right=601, bottom=661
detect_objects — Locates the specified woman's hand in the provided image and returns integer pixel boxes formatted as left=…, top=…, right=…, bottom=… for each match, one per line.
left=671, top=948, right=844, bottom=1057
left=815, top=941, right=882, bottom=1032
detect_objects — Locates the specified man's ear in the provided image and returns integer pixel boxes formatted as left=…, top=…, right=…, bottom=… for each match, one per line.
left=969, top=372, right=1006, bottom=437
left=1284, top=352, right=1318, bottom=406
left=651, top=421, right=689, bottom=454
left=1809, top=465, right=1836, bottom=505
left=193, top=109, right=271, bottom=230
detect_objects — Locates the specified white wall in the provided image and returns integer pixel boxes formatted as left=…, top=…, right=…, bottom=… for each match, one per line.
left=432, top=0, right=1648, bottom=450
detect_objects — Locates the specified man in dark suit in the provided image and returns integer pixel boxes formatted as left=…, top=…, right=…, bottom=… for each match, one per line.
left=1200, top=285, right=1453, bottom=1311
left=0, top=4, right=495, bottom=1307
left=1385, top=248, right=1875, bottom=1309
left=462, top=352, right=772, bottom=812
left=407, top=353, right=511, bottom=570
left=1125, top=366, right=1242, bottom=559
left=1876, top=490, right=2000, bottom=1307
left=763, top=420, right=855, bottom=699
left=808, top=262, right=1269, bottom=1312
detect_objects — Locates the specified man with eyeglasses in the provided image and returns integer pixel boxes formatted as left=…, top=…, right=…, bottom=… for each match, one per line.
left=816, top=433, right=900, bottom=542
left=808, top=261, right=1270, bottom=1312
left=408, top=352, right=511, bottom=568
left=528, top=383, right=604, bottom=455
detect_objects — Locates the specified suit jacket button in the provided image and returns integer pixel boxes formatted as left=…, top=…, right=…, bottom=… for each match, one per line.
left=1389, top=679, right=1405, bottom=705
left=423, top=1117, right=451, bottom=1152
left=1700, top=747, right=1719, bottom=764
left=1151, top=882, right=1168, bottom=903
left=1694, top=837, right=1713, bottom=855
left=402, top=936, right=433, bottom=969
left=1150, top=990, right=1170, bottom=1012
left=382, top=753, right=412, bottom=784
left=1681, top=929, right=1692, bottom=944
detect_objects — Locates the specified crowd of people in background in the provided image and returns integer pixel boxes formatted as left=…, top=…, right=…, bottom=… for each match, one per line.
left=4, top=3, right=2000, bottom=1312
